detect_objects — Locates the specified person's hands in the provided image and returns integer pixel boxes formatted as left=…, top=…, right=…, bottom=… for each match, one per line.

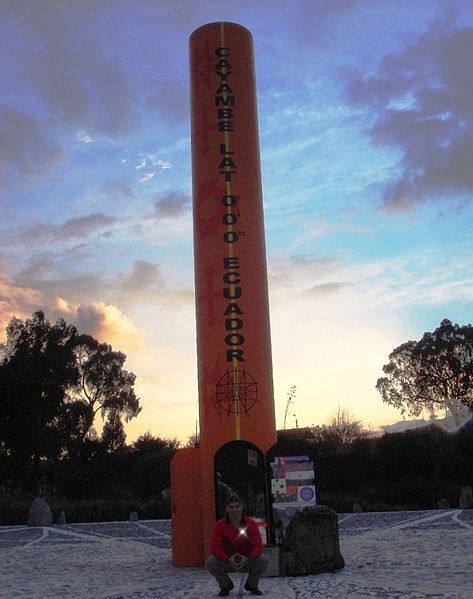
left=229, top=553, right=248, bottom=571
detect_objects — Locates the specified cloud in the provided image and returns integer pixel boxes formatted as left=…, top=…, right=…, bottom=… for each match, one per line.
left=0, top=276, right=43, bottom=337
left=304, top=282, right=352, bottom=297
left=302, top=218, right=371, bottom=238
left=133, top=153, right=172, bottom=184
left=0, top=106, right=64, bottom=179
left=345, top=19, right=473, bottom=211
left=139, top=173, right=155, bottom=184
left=0, top=0, right=165, bottom=181
left=268, top=250, right=473, bottom=312
left=145, top=81, right=189, bottom=124
left=55, top=298, right=145, bottom=351
left=117, top=260, right=164, bottom=294
left=12, top=254, right=193, bottom=314
left=17, top=213, right=119, bottom=245
left=115, top=259, right=194, bottom=308
left=152, top=192, right=191, bottom=219
left=101, top=180, right=136, bottom=200
left=26, top=2, right=136, bottom=138
left=268, top=254, right=343, bottom=292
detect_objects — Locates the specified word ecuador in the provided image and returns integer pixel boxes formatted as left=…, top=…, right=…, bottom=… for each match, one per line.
left=215, top=45, right=245, bottom=363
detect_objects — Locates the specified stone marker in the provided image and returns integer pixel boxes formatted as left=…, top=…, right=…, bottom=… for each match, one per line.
left=281, top=506, right=345, bottom=576
left=55, top=510, right=66, bottom=525
left=129, top=511, right=139, bottom=521
left=352, top=500, right=363, bottom=513
left=459, top=486, right=473, bottom=509
left=28, top=497, right=53, bottom=527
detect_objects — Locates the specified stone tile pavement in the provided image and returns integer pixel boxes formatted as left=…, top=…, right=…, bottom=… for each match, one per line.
left=0, top=509, right=472, bottom=598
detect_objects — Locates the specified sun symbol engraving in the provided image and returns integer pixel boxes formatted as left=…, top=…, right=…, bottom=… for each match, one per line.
left=215, top=369, right=259, bottom=416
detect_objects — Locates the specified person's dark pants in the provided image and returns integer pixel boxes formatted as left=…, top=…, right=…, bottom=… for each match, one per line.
left=206, top=554, right=268, bottom=589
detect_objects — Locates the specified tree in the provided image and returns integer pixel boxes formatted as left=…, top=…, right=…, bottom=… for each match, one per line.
left=101, top=410, right=126, bottom=452
left=132, top=432, right=180, bottom=454
left=131, top=433, right=180, bottom=496
left=0, top=312, right=141, bottom=470
left=69, top=334, right=141, bottom=440
left=376, top=319, right=473, bottom=424
left=184, top=432, right=200, bottom=448
left=311, top=406, right=371, bottom=446
left=0, top=311, right=78, bottom=464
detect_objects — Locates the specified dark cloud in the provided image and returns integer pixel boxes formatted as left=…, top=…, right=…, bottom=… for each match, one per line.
left=0, top=1, right=185, bottom=180
left=54, top=214, right=119, bottom=241
left=11, top=249, right=191, bottom=311
left=16, top=263, right=105, bottom=304
left=19, top=213, right=119, bottom=245
left=268, top=254, right=344, bottom=294
left=117, top=260, right=164, bottom=293
left=25, top=2, right=136, bottom=137
left=0, top=106, right=63, bottom=179
left=146, top=82, right=189, bottom=124
left=102, top=180, right=136, bottom=200
left=114, top=259, right=193, bottom=307
left=345, top=19, right=473, bottom=211
left=70, top=303, right=104, bottom=337
left=153, top=192, right=190, bottom=219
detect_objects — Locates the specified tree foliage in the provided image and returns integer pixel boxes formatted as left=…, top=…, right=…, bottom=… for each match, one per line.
left=69, top=334, right=141, bottom=440
left=132, top=432, right=180, bottom=454
left=101, top=410, right=126, bottom=452
left=0, top=312, right=78, bottom=463
left=377, top=319, right=473, bottom=422
left=0, top=311, right=140, bottom=467
left=184, top=431, right=200, bottom=448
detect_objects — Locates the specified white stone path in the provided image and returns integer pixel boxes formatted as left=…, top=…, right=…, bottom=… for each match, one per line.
left=0, top=509, right=472, bottom=598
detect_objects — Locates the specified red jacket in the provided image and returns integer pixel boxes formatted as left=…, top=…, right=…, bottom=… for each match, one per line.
left=210, top=515, right=263, bottom=562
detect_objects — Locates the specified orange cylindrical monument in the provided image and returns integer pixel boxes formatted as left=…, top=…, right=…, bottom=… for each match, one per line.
left=191, top=20, right=276, bottom=555
left=171, top=21, right=276, bottom=565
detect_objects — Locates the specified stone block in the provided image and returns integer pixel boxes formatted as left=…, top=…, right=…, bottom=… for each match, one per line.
left=28, top=497, right=53, bottom=527
left=262, top=545, right=280, bottom=577
left=281, top=505, right=345, bottom=576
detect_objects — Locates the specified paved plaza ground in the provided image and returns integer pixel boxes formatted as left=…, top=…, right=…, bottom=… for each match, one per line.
left=1, top=509, right=472, bottom=598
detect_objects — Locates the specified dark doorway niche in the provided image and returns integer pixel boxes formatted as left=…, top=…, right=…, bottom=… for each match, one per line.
left=214, top=440, right=268, bottom=521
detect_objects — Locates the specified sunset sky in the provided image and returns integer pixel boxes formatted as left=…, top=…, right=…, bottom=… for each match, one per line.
left=1, top=0, right=472, bottom=443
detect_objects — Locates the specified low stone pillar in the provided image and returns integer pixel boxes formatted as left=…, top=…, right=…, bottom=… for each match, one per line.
left=27, top=497, right=53, bottom=526
left=55, top=510, right=66, bottom=525
left=352, top=500, right=363, bottom=513
left=459, top=486, right=473, bottom=509
left=281, top=506, right=345, bottom=575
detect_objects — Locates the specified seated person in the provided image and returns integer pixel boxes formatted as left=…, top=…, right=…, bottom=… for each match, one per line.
left=206, top=494, right=267, bottom=596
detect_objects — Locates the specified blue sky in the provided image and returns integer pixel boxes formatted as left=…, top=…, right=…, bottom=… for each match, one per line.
left=1, top=0, right=472, bottom=442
